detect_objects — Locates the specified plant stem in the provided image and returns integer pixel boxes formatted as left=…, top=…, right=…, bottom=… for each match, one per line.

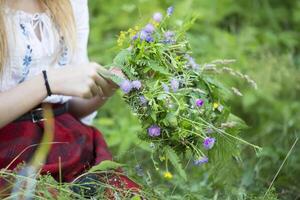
left=179, top=116, right=262, bottom=150
left=264, top=137, right=299, bottom=198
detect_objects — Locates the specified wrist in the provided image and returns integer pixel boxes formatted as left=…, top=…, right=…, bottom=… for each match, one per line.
left=29, top=74, right=48, bottom=99
left=47, top=69, right=60, bottom=94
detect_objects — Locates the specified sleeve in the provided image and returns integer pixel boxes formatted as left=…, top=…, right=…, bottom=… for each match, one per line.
left=70, top=0, right=97, bottom=125
left=70, top=0, right=89, bottom=64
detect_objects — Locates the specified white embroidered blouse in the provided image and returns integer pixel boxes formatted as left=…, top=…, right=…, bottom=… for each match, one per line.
left=0, top=0, right=96, bottom=124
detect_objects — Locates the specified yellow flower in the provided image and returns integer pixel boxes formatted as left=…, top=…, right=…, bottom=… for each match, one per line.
left=163, top=171, right=173, bottom=180
left=117, top=31, right=126, bottom=47
left=128, top=28, right=137, bottom=38
left=159, top=155, right=166, bottom=161
left=213, top=102, right=219, bottom=109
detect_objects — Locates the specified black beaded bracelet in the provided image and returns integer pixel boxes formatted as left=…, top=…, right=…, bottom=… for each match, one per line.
left=42, top=70, right=52, bottom=96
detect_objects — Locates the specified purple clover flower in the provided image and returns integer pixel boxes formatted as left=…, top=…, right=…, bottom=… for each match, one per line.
left=132, top=34, right=138, bottom=41
left=170, top=78, right=179, bottom=92
left=194, top=156, right=209, bottom=166
left=148, top=125, right=161, bottom=137
left=139, top=96, right=148, bottom=105
left=139, top=30, right=149, bottom=40
left=167, top=6, right=174, bottom=16
left=162, top=83, right=170, bottom=92
left=145, top=35, right=154, bottom=43
left=139, top=29, right=154, bottom=43
left=144, top=24, right=155, bottom=33
left=163, top=31, right=175, bottom=44
left=120, top=80, right=133, bottom=94
left=206, top=128, right=214, bottom=134
left=164, top=31, right=174, bottom=38
left=132, top=80, right=142, bottom=90
left=186, top=54, right=200, bottom=70
left=196, top=99, right=204, bottom=107
left=153, top=12, right=163, bottom=22
left=203, top=137, right=216, bottom=150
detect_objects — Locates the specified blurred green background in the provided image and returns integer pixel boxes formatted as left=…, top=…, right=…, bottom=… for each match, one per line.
left=88, top=0, right=300, bottom=199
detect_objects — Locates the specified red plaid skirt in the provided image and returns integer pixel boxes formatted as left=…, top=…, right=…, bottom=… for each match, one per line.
left=0, top=111, right=139, bottom=190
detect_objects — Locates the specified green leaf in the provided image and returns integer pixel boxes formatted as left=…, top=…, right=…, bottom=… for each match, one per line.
left=98, top=70, right=124, bottom=85
left=227, top=114, right=248, bottom=129
left=88, top=160, right=123, bottom=173
left=165, top=113, right=178, bottom=127
left=165, top=146, right=187, bottom=181
left=148, top=61, right=170, bottom=75
left=157, top=93, right=168, bottom=100
left=131, top=196, right=142, bottom=200
left=113, top=49, right=131, bottom=66
left=150, top=112, right=157, bottom=121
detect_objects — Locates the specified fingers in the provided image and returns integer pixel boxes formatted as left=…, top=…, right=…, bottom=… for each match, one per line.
left=94, top=75, right=112, bottom=95
left=82, top=90, right=93, bottom=99
left=91, top=63, right=114, bottom=85
left=83, top=83, right=105, bottom=99
left=91, top=82, right=104, bottom=97
left=91, top=62, right=109, bottom=77
left=109, top=67, right=125, bottom=79
left=89, top=62, right=120, bottom=96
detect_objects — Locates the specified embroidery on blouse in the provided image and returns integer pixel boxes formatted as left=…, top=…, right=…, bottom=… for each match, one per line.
left=58, top=37, right=69, bottom=66
left=20, top=23, right=29, bottom=37
left=19, top=45, right=33, bottom=83
left=19, top=23, right=33, bottom=83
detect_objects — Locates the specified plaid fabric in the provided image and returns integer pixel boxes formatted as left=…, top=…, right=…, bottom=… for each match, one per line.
left=0, top=111, right=139, bottom=192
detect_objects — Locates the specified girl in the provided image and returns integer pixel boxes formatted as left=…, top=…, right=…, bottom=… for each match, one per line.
left=0, top=0, right=139, bottom=197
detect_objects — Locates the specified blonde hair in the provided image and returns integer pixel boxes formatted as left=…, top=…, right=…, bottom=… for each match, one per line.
left=0, top=0, right=76, bottom=73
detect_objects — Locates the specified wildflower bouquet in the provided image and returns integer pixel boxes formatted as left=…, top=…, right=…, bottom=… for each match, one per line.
left=103, top=7, right=260, bottom=179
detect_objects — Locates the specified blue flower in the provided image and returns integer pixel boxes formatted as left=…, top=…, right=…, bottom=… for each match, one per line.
left=153, top=12, right=163, bottom=22
left=144, top=24, right=155, bottom=33
left=162, top=83, right=170, bottom=92
left=163, top=31, right=175, bottom=44
left=185, top=54, right=200, bottom=70
left=120, top=80, right=133, bottom=94
left=148, top=125, right=161, bottom=137
left=145, top=35, right=154, bottom=43
left=194, top=156, right=209, bottom=166
left=167, top=6, right=174, bottom=16
left=132, top=34, right=138, bottom=41
left=139, top=30, right=149, bottom=40
left=205, top=128, right=214, bottom=134
left=139, top=96, right=148, bottom=105
left=132, top=80, right=142, bottom=90
left=139, top=30, right=154, bottom=43
left=203, top=137, right=216, bottom=150
left=164, top=31, right=174, bottom=38
left=170, top=78, right=179, bottom=92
